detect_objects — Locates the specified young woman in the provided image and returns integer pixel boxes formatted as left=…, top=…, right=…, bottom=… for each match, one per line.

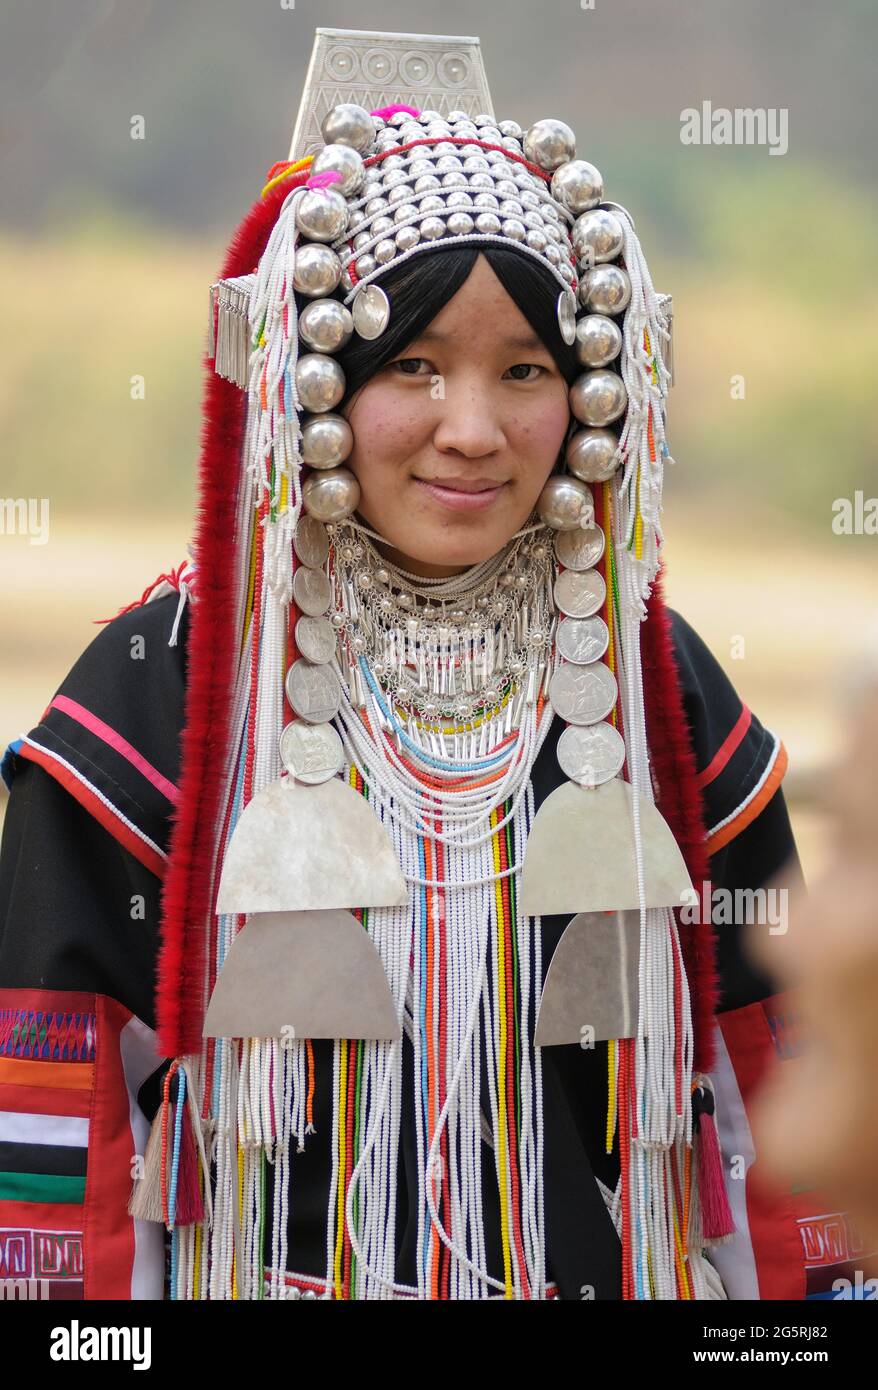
left=0, top=51, right=810, bottom=1301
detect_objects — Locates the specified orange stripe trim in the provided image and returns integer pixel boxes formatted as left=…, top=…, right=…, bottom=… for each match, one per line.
left=695, top=704, right=752, bottom=791
left=707, top=741, right=789, bottom=854
left=0, top=1057, right=94, bottom=1091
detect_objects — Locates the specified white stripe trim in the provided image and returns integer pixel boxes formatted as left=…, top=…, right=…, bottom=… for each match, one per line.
left=702, top=1024, right=761, bottom=1299
left=21, top=736, right=166, bottom=862
left=707, top=730, right=781, bottom=840
left=118, top=1015, right=166, bottom=1301
left=0, top=1110, right=89, bottom=1147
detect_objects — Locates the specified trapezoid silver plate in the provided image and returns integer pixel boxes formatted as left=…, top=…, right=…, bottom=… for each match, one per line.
left=535, top=909, right=642, bottom=1046
left=216, top=775, right=408, bottom=915
left=520, top=777, right=693, bottom=916
left=203, top=909, right=401, bottom=1041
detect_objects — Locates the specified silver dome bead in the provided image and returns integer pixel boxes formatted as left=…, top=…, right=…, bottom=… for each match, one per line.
left=447, top=212, right=475, bottom=235
left=436, top=155, right=463, bottom=173
left=292, top=244, right=342, bottom=298
left=551, top=160, right=604, bottom=215
left=310, top=143, right=365, bottom=198
left=298, top=299, right=354, bottom=354
left=579, top=264, right=632, bottom=316
left=446, top=191, right=474, bottom=210
left=419, top=194, right=445, bottom=214
left=566, top=427, right=620, bottom=482
left=296, top=353, right=346, bottom=414
left=320, top=104, right=376, bottom=154
left=393, top=202, right=418, bottom=223
left=294, top=188, right=348, bottom=243
left=468, top=172, right=495, bottom=192
left=545, top=244, right=562, bottom=266
left=569, top=370, right=628, bottom=427
left=526, top=229, right=548, bottom=252
left=473, top=193, right=500, bottom=211
left=575, top=314, right=623, bottom=368
left=523, top=118, right=577, bottom=171
left=571, top=208, right=624, bottom=264
left=396, top=224, right=421, bottom=251
left=352, top=231, right=372, bottom=253
left=463, top=155, right=490, bottom=172
left=441, top=171, right=468, bottom=189
left=414, top=175, right=441, bottom=194
left=502, top=218, right=527, bottom=242
left=373, top=238, right=397, bottom=265
left=364, top=196, right=389, bottom=217
left=387, top=184, right=415, bottom=205
left=301, top=413, right=354, bottom=469
left=475, top=212, right=502, bottom=235
left=371, top=215, right=394, bottom=236
left=354, top=253, right=377, bottom=278
left=498, top=119, right=523, bottom=138
left=536, top=475, right=593, bottom=531
left=499, top=198, right=524, bottom=218
left=420, top=216, right=447, bottom=240
left=302, top=467, right=360, bottom=523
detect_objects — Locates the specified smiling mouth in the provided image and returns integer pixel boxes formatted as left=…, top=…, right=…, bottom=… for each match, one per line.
left=412, top=477, right=508, bottom=511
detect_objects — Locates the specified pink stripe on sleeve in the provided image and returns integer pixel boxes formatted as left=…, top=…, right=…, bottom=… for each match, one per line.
left=50, top=694, right=179, bottom=805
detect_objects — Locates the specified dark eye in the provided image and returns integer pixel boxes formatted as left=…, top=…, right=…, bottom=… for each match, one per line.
left=505, top=363, right=543, bottom=381
left=390, top=357, right=429, bottom=376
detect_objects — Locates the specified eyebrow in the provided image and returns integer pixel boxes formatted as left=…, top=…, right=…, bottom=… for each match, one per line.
left=413, top=326, right=545, bottom=351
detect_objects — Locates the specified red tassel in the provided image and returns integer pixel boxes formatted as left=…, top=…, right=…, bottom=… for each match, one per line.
left=172, top=1104, right=205, bottom=1227
left=695, top=1107, right=736, bottom=1242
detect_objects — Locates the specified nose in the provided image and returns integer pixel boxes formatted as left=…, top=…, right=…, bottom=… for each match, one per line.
left=431, top=377, right=507, bottom=460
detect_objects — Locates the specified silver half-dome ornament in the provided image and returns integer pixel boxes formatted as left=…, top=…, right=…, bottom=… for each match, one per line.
left=535, top=909, right=641, bottom=1046
left=352, top=283, right=391, bottom=339
left=202, top=909, right=401, bottom=1042
left=556, top=289, right=577, bottom=346
left=216, top=775, right=408, bottom=915
left=520, top=777, right=694, bottom=916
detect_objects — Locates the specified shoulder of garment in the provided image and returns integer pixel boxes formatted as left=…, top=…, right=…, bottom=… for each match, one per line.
left=665, top=605, right=790, bottom=858
left=2, top=586, right=190, bottom=878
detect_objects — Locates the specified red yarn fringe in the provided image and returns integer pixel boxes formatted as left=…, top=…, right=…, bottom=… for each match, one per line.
left=641, top=566, right=718, bottom=1074
left=155, top=169, right=310, bottom=1057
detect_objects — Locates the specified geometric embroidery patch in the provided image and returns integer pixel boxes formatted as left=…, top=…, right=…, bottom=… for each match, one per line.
left=0, top=1009, right=96, bottom=1062
left=0, top=1227, right=84, bottom=1279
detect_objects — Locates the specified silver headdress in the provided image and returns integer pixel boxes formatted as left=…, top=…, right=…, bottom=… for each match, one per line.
left=209, top=26, right=674, bottom=609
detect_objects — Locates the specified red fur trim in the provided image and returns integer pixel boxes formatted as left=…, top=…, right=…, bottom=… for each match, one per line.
left=155, top=170, right=311, bottom=1057
left=641, top=567, right=718, bottom=1072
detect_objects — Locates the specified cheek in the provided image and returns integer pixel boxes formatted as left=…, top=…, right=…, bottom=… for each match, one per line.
left=507, top=392, right=571, bottom=479
left=346, top=387, right=429, bottom=471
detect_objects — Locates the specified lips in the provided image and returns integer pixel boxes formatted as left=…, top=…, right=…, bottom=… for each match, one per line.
left=413, top=476, right=506, bottom=493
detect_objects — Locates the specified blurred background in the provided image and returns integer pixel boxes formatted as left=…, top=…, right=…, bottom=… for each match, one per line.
left=1, top=0, right=876, bottom=874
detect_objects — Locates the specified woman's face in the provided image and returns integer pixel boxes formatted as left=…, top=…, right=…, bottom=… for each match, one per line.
left=340, top=254, right=571, bottom=578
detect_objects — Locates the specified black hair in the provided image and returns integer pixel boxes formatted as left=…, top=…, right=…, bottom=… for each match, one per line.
left=331, top=244, right=582, bottom=410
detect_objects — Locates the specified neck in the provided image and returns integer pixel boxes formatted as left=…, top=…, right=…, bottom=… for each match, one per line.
left=370, top=536, right=473, bottom=581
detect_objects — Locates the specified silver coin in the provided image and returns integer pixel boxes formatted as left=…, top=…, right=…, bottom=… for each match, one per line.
left=284, top=659, right=340, bottom=724
left=293, top=515, right=330, bottom=568
left=294, top=615, right=337, bottom=665
left=556, top=615, right=609, bottom=665
left=549, top=661, right=617, bottom=725
left=279, top=719, right=343, bottom=784
left=553, top=568, right=606, bottom=618
left=554, top=524, right=606, bottom=571
left=556, top=722, right=626, bottom=787
left=292, top=565, right=332, bottom=616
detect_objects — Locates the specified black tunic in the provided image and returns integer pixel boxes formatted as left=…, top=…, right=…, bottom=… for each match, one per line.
left=0, top=591, right=803, bottom=1299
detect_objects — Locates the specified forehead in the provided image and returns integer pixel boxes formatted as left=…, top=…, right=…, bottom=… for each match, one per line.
left=410, top=253, right=543, bottom=350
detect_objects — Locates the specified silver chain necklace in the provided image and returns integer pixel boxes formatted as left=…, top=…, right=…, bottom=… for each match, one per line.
left=326, top=516, right=558, bottom=726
